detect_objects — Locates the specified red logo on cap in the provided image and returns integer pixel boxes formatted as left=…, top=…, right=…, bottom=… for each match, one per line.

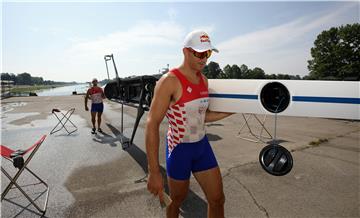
left=200, top=35, right=210, bottom=43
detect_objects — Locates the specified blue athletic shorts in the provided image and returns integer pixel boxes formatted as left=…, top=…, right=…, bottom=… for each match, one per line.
left=166, top=135, right=218, bottom=180
left=91, top=103, right=104, bottom=113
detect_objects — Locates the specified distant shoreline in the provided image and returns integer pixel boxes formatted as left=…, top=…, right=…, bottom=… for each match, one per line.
left=10, top=84, right=81, bottom=93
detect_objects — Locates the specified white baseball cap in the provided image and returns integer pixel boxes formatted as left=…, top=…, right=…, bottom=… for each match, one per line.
left=183, top=30, right=219, bottom=53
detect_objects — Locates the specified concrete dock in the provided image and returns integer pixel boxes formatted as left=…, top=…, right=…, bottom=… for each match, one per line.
left=1, top=95, right=359, bottom=218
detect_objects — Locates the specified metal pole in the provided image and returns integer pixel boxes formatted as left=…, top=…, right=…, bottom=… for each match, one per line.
left=111, top=54, right=119, bottom=79
left=104, top=60, right=110, bottom=80
left=273, top=96, right=285, bottom=145
left=274, top=112, right=277, bottom=141
left=121, top=102, right=124, bottom=134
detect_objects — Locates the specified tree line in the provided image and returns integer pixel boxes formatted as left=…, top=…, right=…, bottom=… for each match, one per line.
left=0, top=72, right=76, bottom=85
left=202, top=62, right=302, bottom=80
left=203, top=23, right=359, bottom=80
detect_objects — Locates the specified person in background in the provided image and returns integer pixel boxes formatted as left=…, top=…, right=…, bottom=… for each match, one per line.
left=145, top=30, right=233, bottom=218
left=85, top=78, right=105, bottom=134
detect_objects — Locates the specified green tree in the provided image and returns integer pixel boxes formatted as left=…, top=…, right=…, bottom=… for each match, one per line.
left=250, top=67, right=266, bottom=79
left=223, top=64, right=232, bottom=78
left=202, top=65, right=209, bottom=78
left=16, top=72, right=32, bottom=85
left=290, top=75, right=301, bottom=80
left=265, top=74, right=277, bottom=79
left=302, top=75, right=315, bottom=80
left=31, top=76, right=44, bottom=85
left=277, top=74, right=291, bottom=80
left=206, top=61, right=223, bottom=79
left=1, top=73, right=11, bottom=81
left=240, top=64, right=250, bottom=78
left=308, top=23, right=360, bottom=80
left=231, top=64, right=242, bottom=79
left=1, top=73, right=16, bottom=82
left=222, top=64, right=242, bottom=79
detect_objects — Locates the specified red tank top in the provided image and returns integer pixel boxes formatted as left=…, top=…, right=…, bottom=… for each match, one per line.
left=165, top=68, right=209, bottom=155
left=88, top=86, right=104, bottom=104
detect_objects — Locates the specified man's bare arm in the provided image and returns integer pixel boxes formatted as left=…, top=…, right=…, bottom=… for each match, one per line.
left=145, top=75, right=176, bottom=174
left=145, top=75, right=178, bottom=202
left=85, top=90, right=90, bottom=110
left=205, top=110, right=234, bottom=123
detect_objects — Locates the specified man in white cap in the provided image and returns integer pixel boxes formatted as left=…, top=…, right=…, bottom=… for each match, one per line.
left=85, top=78, right=105, bottom=134
left=145, top=30, right=232, bottom=217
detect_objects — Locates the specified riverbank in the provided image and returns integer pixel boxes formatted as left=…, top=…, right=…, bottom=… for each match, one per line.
left=1, top=83, right=89, bottom=98
left=10, top=84, right=74, bottom=93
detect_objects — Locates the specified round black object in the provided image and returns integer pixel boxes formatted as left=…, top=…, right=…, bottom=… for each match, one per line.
left=259, top=144, right=293, bottom=176
left=12, top=156, right=24, bottom=169
left=260, top=82, right=290, bottom=113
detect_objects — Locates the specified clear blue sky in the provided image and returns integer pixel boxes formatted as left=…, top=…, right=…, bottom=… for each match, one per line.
left=2, top=1, right=359, bottom=82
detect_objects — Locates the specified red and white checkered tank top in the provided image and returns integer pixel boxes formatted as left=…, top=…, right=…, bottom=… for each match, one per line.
left=89, top=86, right=104, bottom=104
left=166, top=68, right=209, bottom=154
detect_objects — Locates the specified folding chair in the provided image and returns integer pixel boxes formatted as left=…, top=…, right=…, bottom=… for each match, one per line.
left=1, top=135, right=49, bottom=215
left=50, top=108, right=77, bottom=135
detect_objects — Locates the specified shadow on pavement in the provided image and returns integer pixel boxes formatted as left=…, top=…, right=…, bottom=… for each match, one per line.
left=105, top=123, right=208, bottom=218
left=2, top=189, right=48, bottom=218
left=206, top=133, right=223, bottom=142
left=92, top=130, right=119, bottom=147
left=64, top=123, right=207, bottom=217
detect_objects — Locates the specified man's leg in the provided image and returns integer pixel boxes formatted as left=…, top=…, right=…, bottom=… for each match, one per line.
left=91, top=112, right=96, bottom=129
left=193, top=167, right=225, bottom=218
left=167, top=177, right=189, bottom=218
left=97, top=112, right=102, bottom=129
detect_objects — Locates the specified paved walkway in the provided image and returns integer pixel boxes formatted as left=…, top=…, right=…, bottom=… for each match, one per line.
left=1, top=96, right=359, bottom=217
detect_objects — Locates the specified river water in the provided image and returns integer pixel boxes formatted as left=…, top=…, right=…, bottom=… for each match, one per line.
left=36, top=84, right=90, bottom=96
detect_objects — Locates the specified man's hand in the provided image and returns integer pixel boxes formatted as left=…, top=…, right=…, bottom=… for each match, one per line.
left=85, top=106, right=89, bottom=111
left=147, top=171, right=164, bottom=204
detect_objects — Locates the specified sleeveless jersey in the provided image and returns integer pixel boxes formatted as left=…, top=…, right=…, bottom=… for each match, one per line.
left=165, top=69, right=209, bottom=156
left=88, top=86, right=104, bottom=104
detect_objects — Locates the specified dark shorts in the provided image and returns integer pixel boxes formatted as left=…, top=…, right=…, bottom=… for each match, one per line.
left=166, top=135, right=218, bottom=180
left=91, top=103, right=104, bottom=113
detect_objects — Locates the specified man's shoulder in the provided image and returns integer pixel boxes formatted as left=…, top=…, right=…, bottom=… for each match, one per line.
left=160, top=72, right=180, bottom=85
left=92, top=86, right=102, bottom=90
left=88, top=86, right=102, bottom=93
left=155, top=72, right=181, bottom=92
